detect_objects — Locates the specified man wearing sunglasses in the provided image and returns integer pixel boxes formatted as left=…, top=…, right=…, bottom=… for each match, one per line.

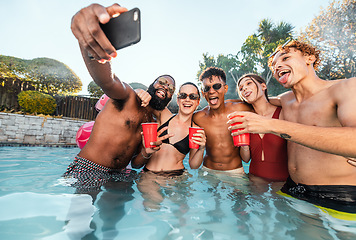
left=63, top=3, right=175, bottom=192
left=193, top=67, right=252, bottom=174
left=228, top=40, right=356, bottom=213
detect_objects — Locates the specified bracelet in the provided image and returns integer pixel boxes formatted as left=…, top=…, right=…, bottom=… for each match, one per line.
left=141, top=149, right=152, bottom=159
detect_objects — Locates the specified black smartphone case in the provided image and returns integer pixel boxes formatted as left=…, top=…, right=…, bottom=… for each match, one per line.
left=100, top=8, right=141, bottom=50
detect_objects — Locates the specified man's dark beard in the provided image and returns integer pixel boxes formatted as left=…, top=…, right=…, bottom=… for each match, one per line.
left=147, top=83, right=172, bottom=110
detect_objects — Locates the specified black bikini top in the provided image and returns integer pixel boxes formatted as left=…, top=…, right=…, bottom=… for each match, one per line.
left=157, top=115, right=192, bottom=155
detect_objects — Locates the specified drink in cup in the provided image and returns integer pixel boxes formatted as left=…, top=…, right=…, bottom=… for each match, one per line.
left=189, top=127, right=203, bottom=149
left=142, top=123, right=158, bottom=148
left=229, top=116, right=250, bottom=147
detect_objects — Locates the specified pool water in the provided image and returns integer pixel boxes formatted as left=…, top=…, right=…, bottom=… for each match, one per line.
left=0, top=146, right=356, bottom=240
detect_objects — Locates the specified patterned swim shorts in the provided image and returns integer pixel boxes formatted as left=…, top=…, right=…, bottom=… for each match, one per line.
left=62, top=155, right=138, bottom=193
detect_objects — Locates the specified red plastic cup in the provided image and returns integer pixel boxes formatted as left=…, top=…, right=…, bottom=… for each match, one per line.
left=142, top=123, right=158, bottom=148
left=189, top=127, right=203, bottom=149
left=229, top=116, right=250, bottom=147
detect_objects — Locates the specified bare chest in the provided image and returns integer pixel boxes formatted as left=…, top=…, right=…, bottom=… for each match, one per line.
left=282, top=94, right=339, bottom=127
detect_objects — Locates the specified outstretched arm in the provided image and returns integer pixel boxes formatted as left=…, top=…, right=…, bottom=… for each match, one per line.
left=228, top=97, right=356, bottom=161
left=227, top=79, right=356, bottom=158
left=228, top=111, right=356, bottom=158
left=71, top=3, right=132, bottom=100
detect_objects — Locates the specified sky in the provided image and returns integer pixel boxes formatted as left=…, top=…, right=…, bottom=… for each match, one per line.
left=0, top=0, right=331, bottom=95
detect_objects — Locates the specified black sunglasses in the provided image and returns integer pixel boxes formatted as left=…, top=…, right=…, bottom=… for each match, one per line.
left=177, top=92, right=200, bottom=100
left=156, top=77, right=175, bottom=94
left=202, top=83, right=223, bottom=93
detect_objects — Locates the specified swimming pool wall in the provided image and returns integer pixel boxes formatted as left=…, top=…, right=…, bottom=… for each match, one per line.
left=0, top=112, right=87, bottom=147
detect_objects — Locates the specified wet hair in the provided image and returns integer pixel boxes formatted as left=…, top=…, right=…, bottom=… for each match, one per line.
left=268, top=40, right=321, bottom=71
left=179, top=82, right=200, bottom=98
left=237, top=73, right=269, bottom=102
left=199, top=67, right=226, bottom=83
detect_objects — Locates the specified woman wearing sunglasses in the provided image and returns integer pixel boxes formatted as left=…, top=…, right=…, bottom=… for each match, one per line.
left=138, top=82, right=206, bottom=172
left=135, top=82, right=206, bottom=210
left=235, top=73, right=289, bottom=183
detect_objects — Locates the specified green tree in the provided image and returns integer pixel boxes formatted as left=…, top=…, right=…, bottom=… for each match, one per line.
left=87, top=81, right=104, bottom=98
left=0, top=55, right=31, bottom=81
left=237, top=19, right=294, bottom=96
left=0, top=55, right=82, bottom=95
left=299, top=0, right=356, bottom=79
left=18, top=90, right=57, bottom=115
left=197, top=19, right=294, bottom=98
left=29, top=58, right=82, bottom=95
left=87, top=82, right=149, bottom=98
left=129, top=82, right=148, bottom=90
left=197, top=53, right=239, bottom=100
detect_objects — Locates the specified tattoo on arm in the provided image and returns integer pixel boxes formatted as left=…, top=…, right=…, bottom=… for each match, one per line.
left=280, top=133, right=291, bottom=139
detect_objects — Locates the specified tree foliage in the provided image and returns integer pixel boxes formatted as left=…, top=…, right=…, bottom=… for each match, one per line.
left=29, top=58, right=82, bottom=94
left=87, top=81, right=150, bottom=98
left=299, top=0, right=356, bottom=79
left=197, top=53, right=239, bottom=100
left=87, top=81, right=104, bottom=98
left=0, top=55, right=82, bottom=95
left=197, top=19, right=293, bottom=98
left=0, top=55, right=31, bottom=81
left=18, top=90, right=57, bottom=115
left=129, top=82, right=148, bottom=90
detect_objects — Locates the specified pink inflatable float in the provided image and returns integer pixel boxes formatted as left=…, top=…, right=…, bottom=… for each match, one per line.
left=76, top=121, right=95, bottom=149
left=95, top=94, right=109, bottom=112
left=76, top=95, right=110, bottom=149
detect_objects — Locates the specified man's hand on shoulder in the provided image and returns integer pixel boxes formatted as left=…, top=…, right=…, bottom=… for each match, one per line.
left=135, top=89, right=151, bottom=107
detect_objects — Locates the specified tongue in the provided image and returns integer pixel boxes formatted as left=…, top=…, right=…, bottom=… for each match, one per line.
left=279, top=72, right=290, bottom=84
left=210, top=98, right=218, bottom=105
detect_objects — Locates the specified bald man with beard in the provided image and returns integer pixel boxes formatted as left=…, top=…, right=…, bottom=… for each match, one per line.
left=63, top=3, right=175, bottom=192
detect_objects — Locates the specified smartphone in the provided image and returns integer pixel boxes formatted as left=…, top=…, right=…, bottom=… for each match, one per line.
left=100, top=8, right=141, bottom=50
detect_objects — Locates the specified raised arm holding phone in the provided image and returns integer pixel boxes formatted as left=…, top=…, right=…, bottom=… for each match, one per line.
left=63, top=3, right=173, bottom=193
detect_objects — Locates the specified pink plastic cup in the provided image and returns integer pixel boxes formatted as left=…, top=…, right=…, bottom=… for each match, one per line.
left=229, top=116, right=250, bottom=147
left=142, top=123, right=158, bottom=148
left=189, top=127, right=203, bottom=149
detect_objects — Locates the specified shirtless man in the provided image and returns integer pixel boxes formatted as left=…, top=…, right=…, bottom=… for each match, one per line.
left=63, top=3, right=175, bottom=192
left=228, top=40, right=356, bottom=212
left=193, top=67, right=252, bottom=174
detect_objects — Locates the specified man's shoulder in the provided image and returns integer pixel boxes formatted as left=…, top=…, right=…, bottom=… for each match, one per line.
left=111, top=86, right=140, bottom=110
left=332, top=77, right=356, bottom=88
left=194, top=107, right=209, bottom=117
left=328, top=77, right=356, bottom=100
left=279, top=90, right=294, bottom=102
left=225, top=99, right=252, bottom=111
left=193, top=106, right=210, bottom=123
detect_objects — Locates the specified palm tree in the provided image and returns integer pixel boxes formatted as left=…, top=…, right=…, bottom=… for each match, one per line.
left=258, top=20, right=294, bottom=86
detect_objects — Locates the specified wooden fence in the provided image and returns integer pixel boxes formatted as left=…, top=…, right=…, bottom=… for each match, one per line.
left=0, top=79, right=35, bottom=110
left=55, top=96, right=98, bottom=120
left=0, top=79, right=98, bottom=120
